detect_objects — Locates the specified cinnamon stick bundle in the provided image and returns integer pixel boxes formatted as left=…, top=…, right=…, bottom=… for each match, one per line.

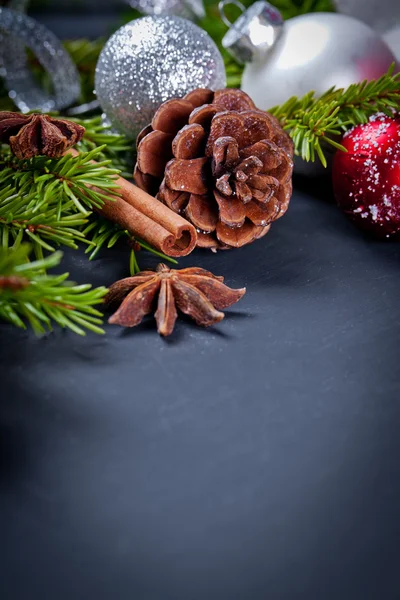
left=99, top=174, right=197, bottom=257
left=70, top=150, right=197, bottom=258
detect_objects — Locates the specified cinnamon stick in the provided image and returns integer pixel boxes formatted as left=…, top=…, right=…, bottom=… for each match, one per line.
left=70, top=149, right=197, bottom=257
left=101, top=175, right=197, bottom=257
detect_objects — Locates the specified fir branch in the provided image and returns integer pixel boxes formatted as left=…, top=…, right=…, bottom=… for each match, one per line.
left=72, top=115, right=133, bottom=178
left=0, top=145, right=120, bottom=259
left=82, top=218, right=128, bottom=261
left=0, top=181, right=89, bottom=254
left=0, top=244, right=107, bottom=335
left=0, top=145, right=120, bottom=212
left=270, top=65, right=400, bottom=166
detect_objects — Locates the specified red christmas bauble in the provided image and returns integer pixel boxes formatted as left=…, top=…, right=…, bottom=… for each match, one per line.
left=332, top=113, right=400, bottom=238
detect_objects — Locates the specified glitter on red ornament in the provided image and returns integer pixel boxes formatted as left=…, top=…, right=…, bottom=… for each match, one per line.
left=332, top=113, right=400, bottom=238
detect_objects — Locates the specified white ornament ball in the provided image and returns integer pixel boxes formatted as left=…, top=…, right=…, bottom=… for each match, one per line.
left=241, top=12, right=397, bottom=111
left=95, top=16, right=226, bottom=138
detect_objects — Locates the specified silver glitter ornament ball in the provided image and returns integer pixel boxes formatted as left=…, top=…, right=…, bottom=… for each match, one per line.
left=95, top=16, right=226, bottom=139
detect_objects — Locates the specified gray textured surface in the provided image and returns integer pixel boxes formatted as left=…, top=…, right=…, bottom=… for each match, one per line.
left=1, top=185, right=400, bottom=599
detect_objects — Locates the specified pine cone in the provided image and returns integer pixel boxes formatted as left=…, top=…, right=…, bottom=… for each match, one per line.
left=134, top=88, right=294, bottom=250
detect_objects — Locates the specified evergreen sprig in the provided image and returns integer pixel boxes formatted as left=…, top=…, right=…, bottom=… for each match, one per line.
left=0, top=179, right=89, bottom=255
left=270, top=65, right=400, bottom=166
left=0, top=244, right=107, bottom=335
left=0, top=145, right=120, bottom=212
left=0, top=145, right=120, bottom=260
left=73, top=115, right=133, bottom=178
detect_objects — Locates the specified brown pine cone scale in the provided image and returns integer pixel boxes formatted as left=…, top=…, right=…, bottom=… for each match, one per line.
left=134, top=88, right=294, bottom=250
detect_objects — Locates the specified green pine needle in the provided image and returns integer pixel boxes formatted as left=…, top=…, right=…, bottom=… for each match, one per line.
left=0, top=145, right=121, bottom=257
left=72, top=115, right=133, bottom=178
left=0, top=244, right=107, bottom=335
left=0, top=145, right=120, bottom=211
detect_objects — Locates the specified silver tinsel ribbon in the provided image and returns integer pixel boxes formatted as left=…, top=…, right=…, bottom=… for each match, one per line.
left=0, top=7, right=81, bottom=112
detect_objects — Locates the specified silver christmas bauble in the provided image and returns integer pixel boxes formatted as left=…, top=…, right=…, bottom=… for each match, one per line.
left=95, top=16, right=226, bottom=138
left=239, top=11, right=397, bottom=110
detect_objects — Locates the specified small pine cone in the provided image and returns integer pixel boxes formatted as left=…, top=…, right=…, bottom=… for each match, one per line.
left=134, top=88, right=294, bottom=250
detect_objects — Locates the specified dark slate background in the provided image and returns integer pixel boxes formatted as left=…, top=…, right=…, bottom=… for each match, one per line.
left=1, top=8, right=400, bottom=600
left=1, top=180, right=400, bottom=600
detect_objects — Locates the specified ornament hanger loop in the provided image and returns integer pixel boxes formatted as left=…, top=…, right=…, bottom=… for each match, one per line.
left=219, top=0, right=246, bottom=28
left=221, top=1, right=284, bottom=65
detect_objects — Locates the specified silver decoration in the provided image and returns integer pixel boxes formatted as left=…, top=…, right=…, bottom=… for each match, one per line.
left=221, top=0, right=283, bottom=64
left=0, top=0, right=28, bottom=96
left=95, top=16, right=226, bottom=139
left=333, top=0, right=400, bottom=34
left=238, top=10, right=397, bottom=111
left=124, top=0, right=205, bottom=19
left=0, top=8, right=81, bottom=112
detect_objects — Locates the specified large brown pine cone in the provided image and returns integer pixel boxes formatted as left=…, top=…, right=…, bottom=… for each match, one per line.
left=134, top=88, right=294, bottom=250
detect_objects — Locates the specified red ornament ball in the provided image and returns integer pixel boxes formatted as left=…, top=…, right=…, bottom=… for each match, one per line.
left=332, top=113, right=400, bottom=238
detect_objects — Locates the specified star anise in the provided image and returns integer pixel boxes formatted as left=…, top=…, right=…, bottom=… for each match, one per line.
left=106, top=263, right=246, bottom=336
left=0, top=111, right=85, bottom=159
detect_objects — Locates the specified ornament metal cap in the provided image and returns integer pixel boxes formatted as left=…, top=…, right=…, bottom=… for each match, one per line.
left=220, top=0, right=283, bottom=64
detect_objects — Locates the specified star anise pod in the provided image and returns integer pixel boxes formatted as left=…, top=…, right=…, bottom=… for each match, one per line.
left=106, top=263, right=246, bottom=336
left=0, top=111, right=85, bottom=159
